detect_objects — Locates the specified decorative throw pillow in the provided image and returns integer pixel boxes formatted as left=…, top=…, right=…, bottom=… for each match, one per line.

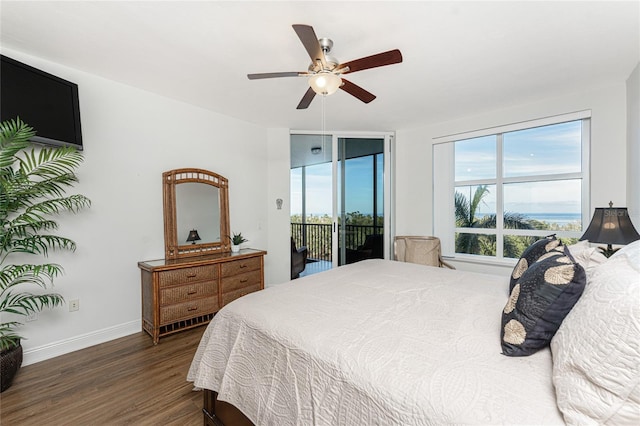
left=501, top=246, right=586, bottom=357
left=509, top=235, right=561, bottom=292
left=551, top=254, right=640, bottom=424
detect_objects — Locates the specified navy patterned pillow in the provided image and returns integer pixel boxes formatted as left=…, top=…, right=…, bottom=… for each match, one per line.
left=509, top=235, right=561, bottom=292
left=501, top=246, right=586, bottom=357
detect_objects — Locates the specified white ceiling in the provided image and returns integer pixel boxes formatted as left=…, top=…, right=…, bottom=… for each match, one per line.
left=1, top=1, right=638, bottom=132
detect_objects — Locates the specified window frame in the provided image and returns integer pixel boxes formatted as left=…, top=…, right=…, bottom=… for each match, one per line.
left=433, top=111, right=591, bottom=264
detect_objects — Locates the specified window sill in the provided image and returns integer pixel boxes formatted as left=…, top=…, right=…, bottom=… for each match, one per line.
left=443, top=254, right=517, bottom=269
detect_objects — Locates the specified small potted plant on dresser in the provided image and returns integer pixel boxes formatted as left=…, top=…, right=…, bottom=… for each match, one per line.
left=0, top=119, right=90, bottom=392
left=230, top=232, right=248, bottom=253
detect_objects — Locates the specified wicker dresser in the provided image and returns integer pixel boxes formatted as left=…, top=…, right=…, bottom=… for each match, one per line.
left=138, top=248, right=266, bottom=344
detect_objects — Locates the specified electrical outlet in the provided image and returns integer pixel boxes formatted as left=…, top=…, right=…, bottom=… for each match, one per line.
left=26, top=312, right=38, bottom=322
left=69, top=299, right=80, bottom=312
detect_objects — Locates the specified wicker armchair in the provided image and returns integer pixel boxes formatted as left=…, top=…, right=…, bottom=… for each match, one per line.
left=394, top=236, right=454, bottom=269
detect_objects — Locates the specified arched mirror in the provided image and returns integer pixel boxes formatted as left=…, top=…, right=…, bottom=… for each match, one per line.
left=163, top=168, right=230, bottom=259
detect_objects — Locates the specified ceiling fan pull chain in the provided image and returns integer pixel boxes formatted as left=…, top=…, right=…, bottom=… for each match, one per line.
left=321, top=94, right=326, bottom=138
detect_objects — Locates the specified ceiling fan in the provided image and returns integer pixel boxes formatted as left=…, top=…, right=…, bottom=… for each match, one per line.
left=247, top=24, right=403, bottom=109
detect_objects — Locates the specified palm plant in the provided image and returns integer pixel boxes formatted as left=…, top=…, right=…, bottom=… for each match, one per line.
left=0, top=118, right=90, bottom=352
left=454, top=185, right=532, bottom=257
left=230, top=232, right=248, bottom=245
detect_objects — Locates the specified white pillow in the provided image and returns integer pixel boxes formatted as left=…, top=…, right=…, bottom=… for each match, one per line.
left=551, top=253, right=640, bottom=425
left=566, top=240, right=608, bottom=277
left=611, top=240, right=640, bottom=272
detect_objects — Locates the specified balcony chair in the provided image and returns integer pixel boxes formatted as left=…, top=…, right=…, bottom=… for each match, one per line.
left=393, top=236, right=455, bottom=269
left=291, top=237, right=308, bottom=279
left=345, top=234, right=384, bottom=264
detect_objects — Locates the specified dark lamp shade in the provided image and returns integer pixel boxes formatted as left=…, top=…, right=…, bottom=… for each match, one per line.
left=186, top=229, right=201, bottom=243
left=580, top=207, right=640, bottom=245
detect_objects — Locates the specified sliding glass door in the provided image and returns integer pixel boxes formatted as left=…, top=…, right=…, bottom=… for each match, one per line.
left=291, top=132, right=393, bottom=275
left=337, top=137, right=385, bottom=266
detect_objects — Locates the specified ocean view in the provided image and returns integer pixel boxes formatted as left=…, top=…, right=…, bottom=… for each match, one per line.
left=474, top=212, right=581, bottom=226
left=522, top=212, right=581, bottom=225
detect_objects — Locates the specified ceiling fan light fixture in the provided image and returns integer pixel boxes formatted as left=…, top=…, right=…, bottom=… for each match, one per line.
left=309, top=72, right=342, bottom=95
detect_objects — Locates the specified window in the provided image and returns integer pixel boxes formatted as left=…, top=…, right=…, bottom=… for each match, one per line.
left=434, top=112, right=590, bottom=261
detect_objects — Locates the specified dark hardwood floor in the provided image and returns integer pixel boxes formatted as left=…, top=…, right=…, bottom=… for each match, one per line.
left=0, top=326, right=207, bottom=425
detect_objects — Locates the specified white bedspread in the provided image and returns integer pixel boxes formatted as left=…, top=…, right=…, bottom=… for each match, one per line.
left=188, top=259, right=564, bottom=425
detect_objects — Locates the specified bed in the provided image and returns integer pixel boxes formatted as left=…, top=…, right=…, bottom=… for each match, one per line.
left=187, top=240, right=640, bottom=425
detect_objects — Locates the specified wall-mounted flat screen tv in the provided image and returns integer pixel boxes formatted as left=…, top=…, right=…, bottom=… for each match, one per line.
left=1, top=55, right=83, bottom=150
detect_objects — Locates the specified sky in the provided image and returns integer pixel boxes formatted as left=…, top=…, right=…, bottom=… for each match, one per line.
left=455, top=120, right=583, bottom=215
left=291, top=154, right=383, bottom=216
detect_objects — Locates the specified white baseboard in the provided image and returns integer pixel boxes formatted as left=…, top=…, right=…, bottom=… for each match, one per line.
left=22, top=320, right=141, bottom=366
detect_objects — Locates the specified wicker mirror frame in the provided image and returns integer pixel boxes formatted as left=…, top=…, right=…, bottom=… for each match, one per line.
left=163, top=168, right=230, bottom=259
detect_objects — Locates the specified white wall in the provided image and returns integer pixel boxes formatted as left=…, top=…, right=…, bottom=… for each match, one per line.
left=266, top=128, right=292, bottom=286
left=395, top=82, right=629, bottom=276
left=3, top=49, right=270, bottom=365
left=627, top=63, right=640, bottom=228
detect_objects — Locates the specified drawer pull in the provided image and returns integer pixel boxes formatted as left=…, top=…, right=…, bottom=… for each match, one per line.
left=239, top=264, right=247, bottom=268
left=186, top=273, right=197, bottom=278
left=240, top=278, right=248, bottom=283
left=187, top=290, right=197, bottom=295
left=187, top=306, right=198, bottom=312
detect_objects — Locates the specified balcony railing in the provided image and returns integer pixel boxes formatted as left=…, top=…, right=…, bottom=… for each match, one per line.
left=291, top=222, right=382, bottom=262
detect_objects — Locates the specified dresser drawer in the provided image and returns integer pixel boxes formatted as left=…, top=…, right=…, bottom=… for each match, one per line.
left=159, top=298, right=218, bottom=325
left=221, top=269, right=262, bottom=293
left=221, top=283, right=261, bottom=306
left=158, top=265, right=217, bottom=287
left=159, top=281, right=217, bottom=306
left=220, top=257, right=261, bottom=277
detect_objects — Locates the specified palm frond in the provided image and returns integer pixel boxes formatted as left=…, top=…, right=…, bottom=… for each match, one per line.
left=0, top=322, right=22, bottom=351
left=14, top=194, right=91, bottom=222
left=0, top=263, right=63, bottom=291
left=0, top=220, right=60, bottom=253
left=7, top=218, right=59, bottom=235
left=6, top=174, right=80, bottom=202
left=503, top=212, right=534, bottom=230
left=477, top=214, right=496, bottom=229
left=454, top=192, right=470, bottom=227
left=19, top=146, right=85, bottom=179
left=0, top=119, right=33, bottom=168
left=0, top=291, right=64, bottom=315
left=469, top=185, right=489, bottom=223
left=4, top=235, right=77, bottom=257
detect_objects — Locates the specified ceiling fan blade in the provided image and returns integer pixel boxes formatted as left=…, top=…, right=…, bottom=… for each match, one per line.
left=337, top=49, right=403, bottom=75
left=247, top=72, right=306, bottom=80
left=292, top=24, right=327, bottom=69
left=340, top=78, right=376, bottom=104
left=296, top=87, right=316, bottom=109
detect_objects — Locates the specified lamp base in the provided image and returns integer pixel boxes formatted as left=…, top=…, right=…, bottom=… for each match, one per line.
left=596, top=245, right=618, bottom=258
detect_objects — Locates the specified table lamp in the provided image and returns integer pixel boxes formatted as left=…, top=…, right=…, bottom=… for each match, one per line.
left=186, top=229, right=201, bottom=245
left=580, top=201, right=640, bottom=257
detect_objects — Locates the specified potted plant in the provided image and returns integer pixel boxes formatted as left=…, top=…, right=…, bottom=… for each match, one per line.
left=0, top=118, right=90, bottom=392
left=230, top=232, right=248, bottom=253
